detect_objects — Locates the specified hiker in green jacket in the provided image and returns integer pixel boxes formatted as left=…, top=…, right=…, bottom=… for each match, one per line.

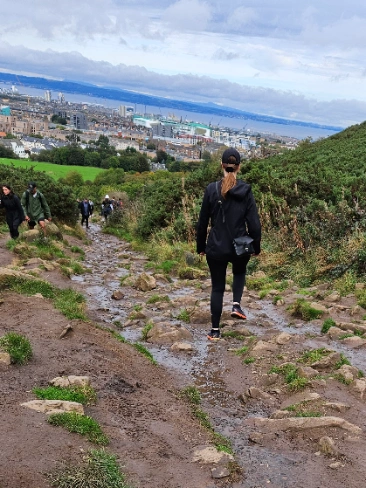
left=21, top=182, right=52, bottom=236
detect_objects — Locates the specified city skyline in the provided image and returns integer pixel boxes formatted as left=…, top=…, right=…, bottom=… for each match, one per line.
left=1, top=1, right=366, bottom=128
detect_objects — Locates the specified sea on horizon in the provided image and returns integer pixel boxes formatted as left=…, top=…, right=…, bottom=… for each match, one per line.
left=0, top=82, right=341, bottom=141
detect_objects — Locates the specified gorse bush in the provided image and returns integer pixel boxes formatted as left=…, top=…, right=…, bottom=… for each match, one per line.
left=0, top=164, right=79, bottom=224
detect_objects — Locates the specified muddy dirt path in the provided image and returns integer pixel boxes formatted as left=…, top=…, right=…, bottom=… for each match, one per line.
left=73, top=223, right=366, bottom=488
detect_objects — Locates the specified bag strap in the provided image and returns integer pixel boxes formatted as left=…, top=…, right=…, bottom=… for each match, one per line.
left=215, top=181, right=234, bottom=241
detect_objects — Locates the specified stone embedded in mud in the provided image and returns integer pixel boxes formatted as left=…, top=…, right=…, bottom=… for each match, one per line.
left=327, top=326, right=348, bottom=340
left=111, top=290, right=124, bottom=300
left=192, top=446, right=234, bottom=464
left=311, top=352, right=342, bottom=370
left=341, top=336, right=366, bottom=348
left=275, top=332, right=292, bottom=345
left=252, top=416, right=362, bottom=435
left=280, top=392, right=320, bottom=409
left=337, top=364, right=359, bottom=382
left=329, top=462, right=344, bottom=469
left=270, top=410, right=293, bottom=419
left=352, top=379, right=366, bottom=399
left=170, top=342, right=194, bottom=352
left=20, top=230, right=40, bottom=242
left=21, top=400, right=84, bottom=415
left=50, top=375, right=90, bottom=388
left=246, top=387, right=273, bottom=401
left=44, top=221, right=63, bottom=240
left=324, top=291, right=341, bottom=303
left=153, top=273, right=171, bottom=283
left=297, top=366, right=319, bottom=378
left=0, top=352, right=11, bottom=365
left=323, top=402, right=350, bottom=413
left=252, top=340, right=278, bottom=355
left=190, top=309, right=211, bottom=324
left=134, top=273, right=157, bottom=292
left=319, top=436, right=338, bottom=456
left=211, top=466, right=231, bottom=479
left=309, top=302, right=329, bottom=313
left=146, top=322, right=193, bottom=344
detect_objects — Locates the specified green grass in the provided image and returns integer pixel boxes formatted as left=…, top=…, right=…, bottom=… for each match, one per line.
left=53, top=288, right=86, bottom=320
left=269, top=364, right=310, bottom=391
left=335, top=353, right=351, bottom=369
left=180, top=385, right=201, bottom=405
left=180, top=385, right=234, bottom=455
left=48, top=412, right=109, bottom=445
left=221, top=331, right=246, bottom=340
left=289, top=299, right=324, bottom=321
left=243, top=356, right=255, bottom=364
left=0, top=332, right=32, bottom=364
left=321, top=318, right=336, bottom=334
left=141, top=322, right=154, bottom=341
left=235, top=346, right=249, bottom=356
left=0, top=158, right=104, bottom=182
left=1, top=276, right=87, bottom=320
left=146, top=294, right=170, bottom=304
left=33, top=385, right=97, bottom=405
left=132, top=342, right=157, bottom=364
left=48, top=448, right=132, bottom=488
left=70, top=245, right=85, bottom=256
left=285, top=403, right=322, bottom=417
left=176, top=309, right=190, bottom=323
left=299, top=348, right=330, bottom=364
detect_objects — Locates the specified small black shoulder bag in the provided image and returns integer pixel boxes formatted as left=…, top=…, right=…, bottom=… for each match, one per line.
left=215, top=181, right=255, bottom=257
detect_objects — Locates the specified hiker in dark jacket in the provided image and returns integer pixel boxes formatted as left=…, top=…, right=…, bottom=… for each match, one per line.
left=196, top=148, right=261, bottom=340
left=78, top=198, right=92, bottom=228
left=0, top=184, right=25, bottom=239
left=21, top=182, right=51, bottom=236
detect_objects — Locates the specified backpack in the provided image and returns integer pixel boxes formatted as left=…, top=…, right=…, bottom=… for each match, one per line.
left=25, top=190, right=46, bottom=213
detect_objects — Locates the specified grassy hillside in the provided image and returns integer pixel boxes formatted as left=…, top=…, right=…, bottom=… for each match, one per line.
left=0, top=158, right=105, bottom=181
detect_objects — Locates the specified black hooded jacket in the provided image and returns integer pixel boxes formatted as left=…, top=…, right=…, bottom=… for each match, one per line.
left=196, top=179, right=261, bottom=260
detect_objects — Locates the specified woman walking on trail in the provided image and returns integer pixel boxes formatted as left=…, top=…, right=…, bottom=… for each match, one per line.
left=196, top=148, right=262, bottom=340
left=0, top=184, right=25, bottom=239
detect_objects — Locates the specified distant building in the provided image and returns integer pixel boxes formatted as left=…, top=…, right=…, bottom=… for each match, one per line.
left=0, top=139, right=28, bottom=158
left=45, top=90, right=52, bottom=102
left=70, top=112, right=88, bottom=130
left=119, top=105, right=126, bottom=117
left=58, top=92, right=65, bottom=103
left=0, top=106, right=11, bottom=116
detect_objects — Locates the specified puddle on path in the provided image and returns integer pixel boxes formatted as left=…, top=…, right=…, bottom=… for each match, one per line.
left=72, top=224, right=361, bottom=487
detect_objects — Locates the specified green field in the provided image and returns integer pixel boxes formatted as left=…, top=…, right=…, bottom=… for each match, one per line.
left=0, top=158, right=104, bottom=182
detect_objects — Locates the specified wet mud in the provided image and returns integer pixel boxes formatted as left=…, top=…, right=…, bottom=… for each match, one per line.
left=72, top=223, right=366, bottom=488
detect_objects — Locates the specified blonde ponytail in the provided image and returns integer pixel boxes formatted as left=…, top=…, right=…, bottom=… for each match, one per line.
left=221, top=172, right=237, bottom=198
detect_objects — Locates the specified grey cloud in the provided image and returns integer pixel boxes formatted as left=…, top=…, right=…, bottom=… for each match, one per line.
left=162, top=0, right=212, bottom=31
left=1, top=42, right=364, bottom=127
left=212, top=49, right=241, bottom=61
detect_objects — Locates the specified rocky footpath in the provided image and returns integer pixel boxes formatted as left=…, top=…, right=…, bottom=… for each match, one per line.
left=1, top=222, right=366, bottom=487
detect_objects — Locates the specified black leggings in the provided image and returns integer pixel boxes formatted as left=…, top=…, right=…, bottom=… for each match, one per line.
left=206, top=255, right=250, bottom=328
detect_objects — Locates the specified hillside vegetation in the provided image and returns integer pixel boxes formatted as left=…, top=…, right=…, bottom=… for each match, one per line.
left=104, top=121, right=366, bottom=288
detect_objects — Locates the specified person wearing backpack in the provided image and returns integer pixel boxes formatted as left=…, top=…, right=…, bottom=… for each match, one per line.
left=196, top=148, right=261, bottom=341
left=21, top=182, right=52, bottom=236
left=101, top=195, right=113, bottom=221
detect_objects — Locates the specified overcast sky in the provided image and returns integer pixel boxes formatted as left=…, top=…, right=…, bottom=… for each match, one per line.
left=1, top=0, right=366, bottom=127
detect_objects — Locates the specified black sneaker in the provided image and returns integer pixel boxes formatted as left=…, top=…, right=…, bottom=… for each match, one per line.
left=207, top=329, right=220, bottom=341
left=231, top=305, right=247, bottom=320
